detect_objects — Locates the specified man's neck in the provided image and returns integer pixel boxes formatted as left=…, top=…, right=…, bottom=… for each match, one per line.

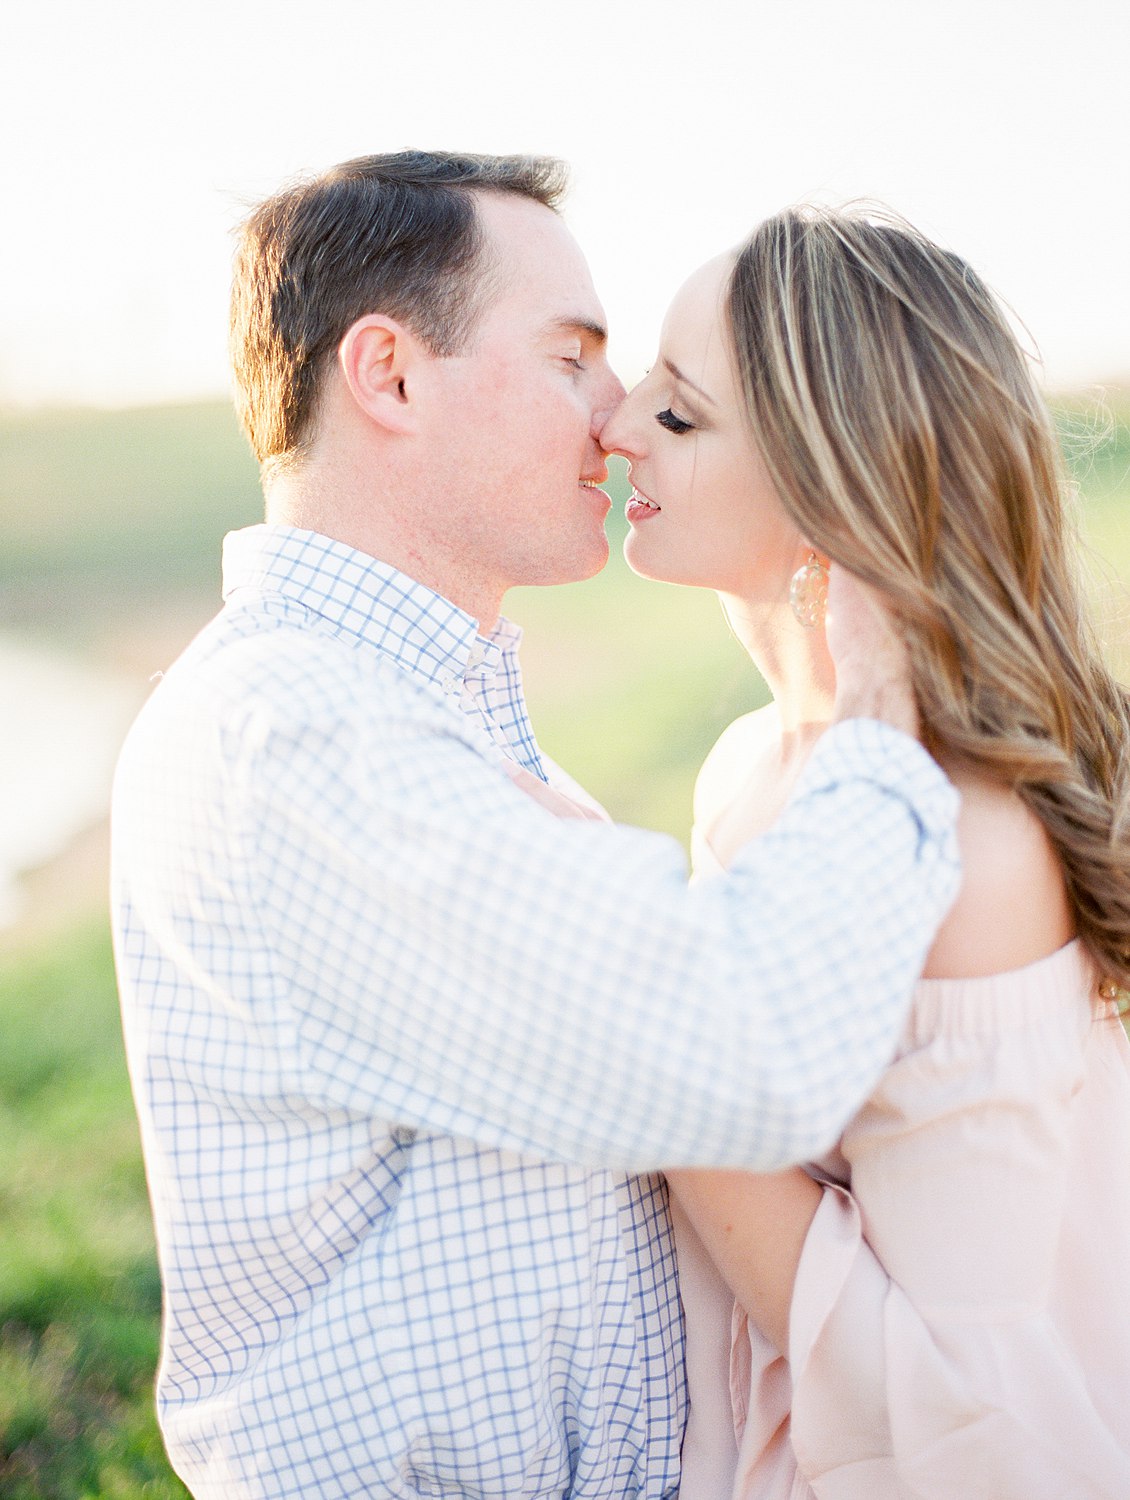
left=265, top=472, right=503, bottom=637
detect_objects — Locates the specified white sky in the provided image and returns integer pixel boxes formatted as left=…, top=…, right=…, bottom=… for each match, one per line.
left=1, top=0, right=1127, bottom=408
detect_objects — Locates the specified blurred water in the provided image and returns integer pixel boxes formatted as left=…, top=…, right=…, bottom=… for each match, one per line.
left=0, top=636, right=143, bottom=925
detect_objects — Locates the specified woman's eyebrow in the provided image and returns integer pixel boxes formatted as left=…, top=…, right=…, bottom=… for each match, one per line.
left=663, top=356, right=717, bottom=407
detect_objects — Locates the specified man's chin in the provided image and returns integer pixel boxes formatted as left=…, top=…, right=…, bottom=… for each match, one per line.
left=513, top=538, right=611, bottom=591
left=561, top=534, right=611, bottom=584
left=575, top=536, right=611, bottom=581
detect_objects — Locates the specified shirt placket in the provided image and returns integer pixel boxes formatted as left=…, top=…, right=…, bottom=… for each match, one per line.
left=456, top=642, right=547, bottom=781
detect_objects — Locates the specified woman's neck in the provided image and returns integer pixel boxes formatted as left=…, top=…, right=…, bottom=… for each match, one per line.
left=719, top=591, right=836, bottom=761
left=695, top=592, right=840, bottom=867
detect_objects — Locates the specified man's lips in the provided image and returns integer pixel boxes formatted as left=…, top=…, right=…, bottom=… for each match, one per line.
left=579, top=478, right=612, bottom=513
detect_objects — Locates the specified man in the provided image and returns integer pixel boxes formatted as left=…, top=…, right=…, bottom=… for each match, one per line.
left=112, top=152, right=959, bottom=1498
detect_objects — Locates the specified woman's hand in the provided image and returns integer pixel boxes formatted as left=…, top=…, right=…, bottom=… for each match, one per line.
left=826, top=564, right=919, bottom=741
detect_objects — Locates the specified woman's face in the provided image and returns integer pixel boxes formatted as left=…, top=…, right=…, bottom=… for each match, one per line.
left=600, top=254, right=807, bottom=601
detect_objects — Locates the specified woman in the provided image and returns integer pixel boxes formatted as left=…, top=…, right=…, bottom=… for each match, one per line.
left=599, top=207, right=1130, bottom=1498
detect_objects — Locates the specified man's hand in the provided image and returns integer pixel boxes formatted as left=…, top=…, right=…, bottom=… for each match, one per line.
left=826, top=564, right=920, bottom=741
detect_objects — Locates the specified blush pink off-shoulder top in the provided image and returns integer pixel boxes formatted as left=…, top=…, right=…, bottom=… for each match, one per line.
left=677, top=844, right=1130, bottom=1500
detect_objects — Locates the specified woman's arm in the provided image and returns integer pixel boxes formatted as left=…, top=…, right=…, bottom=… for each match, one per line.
left=665, top=1166, right=821, bottom=1353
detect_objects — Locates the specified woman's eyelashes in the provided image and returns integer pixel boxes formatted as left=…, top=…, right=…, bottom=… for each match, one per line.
left=655, top=407, right=694, bottom=435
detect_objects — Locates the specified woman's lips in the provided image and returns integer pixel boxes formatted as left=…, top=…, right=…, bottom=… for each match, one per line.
left=625, top=486, right=661, bottom=524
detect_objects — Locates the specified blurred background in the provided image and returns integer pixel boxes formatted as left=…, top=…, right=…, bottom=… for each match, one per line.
left=1, top=1, right=1127, bottom=1492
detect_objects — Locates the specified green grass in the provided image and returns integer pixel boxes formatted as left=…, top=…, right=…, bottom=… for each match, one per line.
left=0, top=402, right=262, bottom=639
left=1056, top=396, right=1130, bottom=678
left=0, top=922, right=189, bottom=1499
left=0, top=392, right=1128, bottom=1494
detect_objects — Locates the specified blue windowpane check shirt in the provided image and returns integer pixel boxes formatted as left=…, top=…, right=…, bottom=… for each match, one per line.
left=111, top=525, right=960, bottom=1499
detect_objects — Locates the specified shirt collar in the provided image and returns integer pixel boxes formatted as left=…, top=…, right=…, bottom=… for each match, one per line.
left=221, top=524, right=523, bottom=695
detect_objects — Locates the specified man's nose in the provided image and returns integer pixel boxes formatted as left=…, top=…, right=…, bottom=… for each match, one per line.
left=593, top=373, right=628, bottom=450
left=596, top=388, right=633, bottom=455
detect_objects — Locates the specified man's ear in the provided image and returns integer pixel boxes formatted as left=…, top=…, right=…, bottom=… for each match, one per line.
left=337, top=314, right=422, bottom=435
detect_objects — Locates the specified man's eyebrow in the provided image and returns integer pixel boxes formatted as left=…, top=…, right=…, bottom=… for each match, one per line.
left=544, top=316, right=608, bottom=345
left=663, top=356, right=718, bottom=407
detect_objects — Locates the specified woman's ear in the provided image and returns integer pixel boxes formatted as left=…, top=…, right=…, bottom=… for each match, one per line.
left=797, top=538, right=831, bottom=570
left=337, top=314, right=421, bottom=435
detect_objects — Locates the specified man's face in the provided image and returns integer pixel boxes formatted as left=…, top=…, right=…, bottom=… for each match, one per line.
left=419, top=193, right=626, bottom=609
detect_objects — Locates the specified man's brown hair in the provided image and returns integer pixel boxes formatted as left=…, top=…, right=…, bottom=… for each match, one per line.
left=229, top=151, right=568, bottom=473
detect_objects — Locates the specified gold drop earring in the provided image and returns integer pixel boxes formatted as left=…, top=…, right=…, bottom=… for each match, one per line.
left=788, top=552, right=829, bottom=628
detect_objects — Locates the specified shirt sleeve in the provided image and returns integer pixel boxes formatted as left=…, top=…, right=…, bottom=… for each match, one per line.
left=118, top=649, right=961, bottom=1173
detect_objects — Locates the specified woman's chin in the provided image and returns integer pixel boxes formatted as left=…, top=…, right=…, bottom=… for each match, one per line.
left=623, top=531, right=674, bottom=583
left=621, top=533, right=706, bottom=588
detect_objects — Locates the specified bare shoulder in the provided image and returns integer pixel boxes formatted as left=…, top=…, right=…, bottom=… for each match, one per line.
left=922, top=768, right=1075, bottom=979
left=693, top=705, right=779, bottom=834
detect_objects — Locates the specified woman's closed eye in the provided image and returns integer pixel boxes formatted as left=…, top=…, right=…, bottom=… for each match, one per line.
left=656, top=407, right=694, bottom=434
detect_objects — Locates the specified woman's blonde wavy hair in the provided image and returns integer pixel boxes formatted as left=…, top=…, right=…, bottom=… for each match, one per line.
left=728, top=204, right=1130, bottom=993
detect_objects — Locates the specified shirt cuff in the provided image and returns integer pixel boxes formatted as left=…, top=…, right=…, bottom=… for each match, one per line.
left=795, top=719, right=961, bottom=853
